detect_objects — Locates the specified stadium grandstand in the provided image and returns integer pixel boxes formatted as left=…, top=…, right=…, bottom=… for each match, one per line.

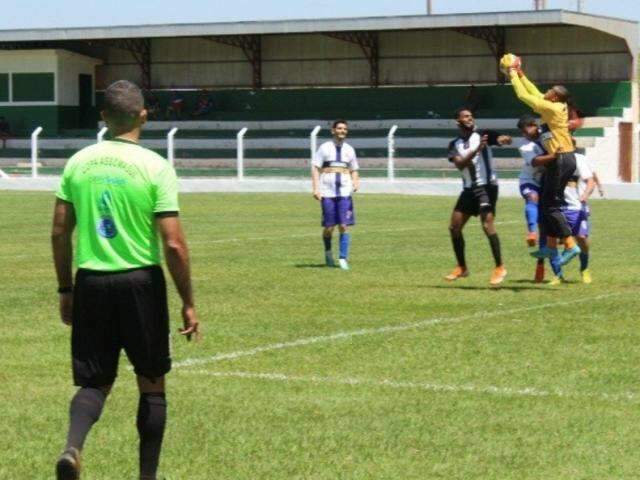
left=0, top=9, right=637, bottom=183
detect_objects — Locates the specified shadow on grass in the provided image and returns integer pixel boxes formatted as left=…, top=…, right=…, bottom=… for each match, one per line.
left=429, top=284, right=546, bottom=292
left=294, top=263, right=329, bottom=269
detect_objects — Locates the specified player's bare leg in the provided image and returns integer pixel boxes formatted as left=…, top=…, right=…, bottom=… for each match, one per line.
left=137, top=376, right=167, bottom=480
left=323, top=226, right=336, bottom=267
left=337, top=224, right=350, bottom=270
left=481, top=211, right=507, bottom=285
left=56, top=384, right=113, bottom=480
left=445, top=210, right=470, bottom=280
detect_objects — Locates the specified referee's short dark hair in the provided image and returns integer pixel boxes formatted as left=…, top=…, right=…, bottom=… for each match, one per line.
left=332, top=119, right=348, bottom=129
left=103, top=80, right=145, bottom=128
left=517, top=114, right=538, bottom=130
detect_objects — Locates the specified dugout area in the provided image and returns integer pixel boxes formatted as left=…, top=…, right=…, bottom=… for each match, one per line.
left=0, top=9, right=637, bottom=181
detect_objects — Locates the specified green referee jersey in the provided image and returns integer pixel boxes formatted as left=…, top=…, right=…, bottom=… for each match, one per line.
left=56, top=138, right=179, bottom=272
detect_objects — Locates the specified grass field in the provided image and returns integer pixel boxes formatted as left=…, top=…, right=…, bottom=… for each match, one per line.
left=1, top=190, right=639, bottom=479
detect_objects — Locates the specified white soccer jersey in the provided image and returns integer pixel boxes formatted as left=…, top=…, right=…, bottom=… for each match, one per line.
left=448, top=131, right=499, bottom=189
left=518, top=140, right=545, bottom=187
left=313, top=141, right=359, bottom=198
left=564, top=153, right=593, bottom=211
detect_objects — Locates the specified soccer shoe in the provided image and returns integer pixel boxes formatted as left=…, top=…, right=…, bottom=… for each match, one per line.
left=338, top=258, right=350, bottom=271
left=549, top=275, right=565, bottom=286
left=581, top=269, right=593, bottom=284
left=560, top=245, right=582, bottom=266
left=526, top=232, right=538, bottom=248
left=530, top=246, right=555, bottom=259
left=444, top=266, right=469, bottom=281
left=324, top=252, right=335, bottom=267
left=534, top=262, right=545, bottom=283
left=489, top=266, right=507, bottom=286
left=56, top=447, right=81, bottom=480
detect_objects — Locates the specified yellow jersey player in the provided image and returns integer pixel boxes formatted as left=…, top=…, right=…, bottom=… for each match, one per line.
left=501, top=54, right=581, bottom=267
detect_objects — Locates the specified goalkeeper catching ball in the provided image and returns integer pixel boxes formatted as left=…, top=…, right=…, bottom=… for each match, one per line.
left=501, top=53, right=581, bottom=267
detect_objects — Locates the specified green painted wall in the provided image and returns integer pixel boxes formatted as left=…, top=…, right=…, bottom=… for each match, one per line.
left=96, top=82, right=631, bottom=121
left=0, top=106, right=85, bottom=135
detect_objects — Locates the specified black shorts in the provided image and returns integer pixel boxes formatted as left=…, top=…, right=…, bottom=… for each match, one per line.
left=454, top=185, right=498, bottom=217
left=71, top=266, right=171, bottom=387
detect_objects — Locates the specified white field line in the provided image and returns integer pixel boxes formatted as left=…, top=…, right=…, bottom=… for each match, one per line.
left=172, top=292, right=622, bottom=369
left=180, top=370, right=638, bottom=403
left=0, top=220, right=521, bottom=259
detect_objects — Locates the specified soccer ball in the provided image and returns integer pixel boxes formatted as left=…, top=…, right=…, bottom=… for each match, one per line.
left=499, top=53, right=521, bottom=75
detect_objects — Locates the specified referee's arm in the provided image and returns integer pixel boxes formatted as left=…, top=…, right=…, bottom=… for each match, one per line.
left=51, top=198, right=76, bottom=325
left=156, top=215, right=199, bottom=340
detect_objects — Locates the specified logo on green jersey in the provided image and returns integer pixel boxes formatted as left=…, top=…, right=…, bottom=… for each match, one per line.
left=97, top=191, right=118, bottom=239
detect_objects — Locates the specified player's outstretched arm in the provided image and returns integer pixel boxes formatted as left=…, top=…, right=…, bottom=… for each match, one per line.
left=156, top=216, right=200, bottom=341
left=51, top=198, right=76, bottom=325
left=450, top=135, right=488, bottom=170
left=531, top=152, right=557, bottom=167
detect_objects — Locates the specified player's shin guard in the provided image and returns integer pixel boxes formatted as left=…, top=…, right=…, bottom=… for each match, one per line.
left=65, top=387, right=106, bottom=451
left=525, top=201, right=539, bottom=233
left=487, top=233, right=502, bottom=267
left=137, top=393, right=167, bottom=480
left=339, top=232, right=350, bottom=259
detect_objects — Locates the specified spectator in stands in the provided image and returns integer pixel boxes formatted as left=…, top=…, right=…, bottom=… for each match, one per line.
left=191, top=90, right=214, bottom=118
left=0, top=116, right=11, bottom=149
left=146, top=93, right=161, bottom=120
left=165, top=90, right=185, bottom=120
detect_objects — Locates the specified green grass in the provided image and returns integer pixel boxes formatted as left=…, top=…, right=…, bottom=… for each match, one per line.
left=0, top=191, right=639, bottom=479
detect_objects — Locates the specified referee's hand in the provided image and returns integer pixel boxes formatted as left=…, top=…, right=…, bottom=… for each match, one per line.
left=59, top=292, right=73, bottom=326
left=179, top=304, right=200, bottom=342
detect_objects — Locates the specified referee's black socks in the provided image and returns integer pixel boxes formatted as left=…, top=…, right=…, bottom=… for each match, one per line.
left=65, top=387, right=107, bottom=451
left=137, top=392, right=167, bottom=479
left=487, top=233, right=502, bottom=267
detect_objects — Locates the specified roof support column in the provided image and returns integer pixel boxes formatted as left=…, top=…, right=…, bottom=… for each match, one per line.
left=324, top=31, right=379, bottom=87
left=204, top=35, right=262, bottom=89
left=453, top=27, right=506, bottom=84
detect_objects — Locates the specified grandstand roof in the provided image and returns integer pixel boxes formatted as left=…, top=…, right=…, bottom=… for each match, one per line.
left=0, top=10, right=637, bottom=52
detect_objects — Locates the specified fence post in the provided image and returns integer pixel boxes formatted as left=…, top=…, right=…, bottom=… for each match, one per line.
left=387, top=125, right=398, bottom=181
left=167, top=127, right=179, bottom=168
left=31, top=126, right=43, bottom=178
left=237, top=127, right=248, bottom=181
left=97, top=126, right=108, bottom=143
left=310, top=126, right=321, bottom=170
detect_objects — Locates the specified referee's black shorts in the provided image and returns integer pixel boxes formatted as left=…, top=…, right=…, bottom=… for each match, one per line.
left=454, top=184, right=499, bottom=217
left=71, top=265, right=171, bottom=387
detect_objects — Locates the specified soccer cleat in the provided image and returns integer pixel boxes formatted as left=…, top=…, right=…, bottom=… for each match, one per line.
left=549, top=275, right=565, bottom=286
left=560, top=245, right=581, bottom=266
left=581, top=269, right=592, bottom=284
left=444, top=266, right=469, bottom=281
left=338, top=258, right=350, bottom=271
left=489, top=266, right=507, bottom=286
left=56, top=447, right=81, bottom=480
left=324, top=252, right=335, bottom=267
left=526, top=232, right=538, bottom=248
left=530, top=246, right=555, bottom=259
left=534, top=262, right=545, bottom=283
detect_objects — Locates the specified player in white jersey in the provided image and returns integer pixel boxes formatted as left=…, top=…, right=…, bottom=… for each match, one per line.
left=445, top=107, right=512, bottom=286
left=312, top=119, right=360, bottom=270
left=516, top=115, right=546, bottom=282
left=560, top=152, right=595, bottom=284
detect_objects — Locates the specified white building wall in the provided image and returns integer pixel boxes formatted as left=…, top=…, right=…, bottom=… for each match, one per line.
left=56, top=50, right=102, bottom=106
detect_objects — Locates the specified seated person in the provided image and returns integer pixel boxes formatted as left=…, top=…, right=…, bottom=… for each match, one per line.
left=145, top=93, right=161, bottom=120
left=191, top=90, right=214, bottom=118
left=0, top=117, right=11, bottom=149
left=165, top=90, right=185, bottom=120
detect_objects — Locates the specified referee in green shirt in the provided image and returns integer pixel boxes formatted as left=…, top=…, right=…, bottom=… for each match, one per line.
left=51, top=80, right=199, bottom=480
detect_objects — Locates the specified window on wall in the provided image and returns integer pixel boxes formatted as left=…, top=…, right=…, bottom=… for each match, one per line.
left=0, top=74, right=8, bottom=102
left=12, top=73, right=55, bottom=102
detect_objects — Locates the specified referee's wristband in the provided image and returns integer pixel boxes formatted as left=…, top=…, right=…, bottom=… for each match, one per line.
left=57, top=286, right=73, bottom=294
